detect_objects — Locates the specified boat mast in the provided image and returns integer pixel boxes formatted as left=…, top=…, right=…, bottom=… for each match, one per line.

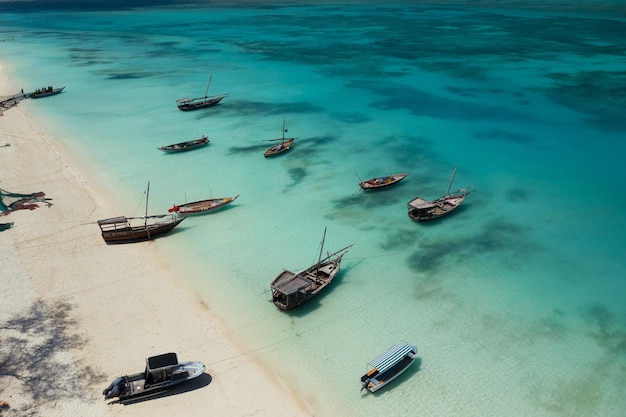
left=446, top=166, right=458, bottom=196
left=145, top=181, right=150, bottom=230
left=315, top=227, right=327, bottom=280
left=281, top=117, right=286, bottom=143
left=204, top=75, right=212, bottom=99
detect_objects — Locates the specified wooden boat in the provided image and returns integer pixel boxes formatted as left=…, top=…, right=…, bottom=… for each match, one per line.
left=168, top=194, right=239, bottom=216
left=407, top=166, right=473, bottom=222
left=158, top=136, right=209, bottom=152
left=270, top=228, right=353, bottom=311
left=263, top=117, right=295, bottom=158
left=360, top=341, right=418, bottom=393
left=357, top=172, right=409, bottom=190
left=176, top=75, right=227, bottom=111
left=97, top=182, right=185, bottom=243
left=30, top=86, right=65, bottom=99
left=103, top=352, right=205, bottom=401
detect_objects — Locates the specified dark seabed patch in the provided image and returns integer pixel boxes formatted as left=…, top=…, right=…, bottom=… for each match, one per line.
left=582, top=303, right=626, bottom=357
left=407, top=217, right=532, bottom=274
left=505, top=187, right=529, bottom=203
left=545, top=70, right=626, bottom=131
left=220, top=100, right=323, bottom=118
left=473, top=129, right=533, bottom=144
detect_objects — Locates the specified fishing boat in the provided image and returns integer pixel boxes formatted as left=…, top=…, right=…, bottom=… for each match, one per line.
left=263, top=117, right=295, bottom=157
left=270, top=227, right=353, bottom=311
left=97, top=182, right=185, bottom=243
left=158, top=135, right=209, bottom=153
left=103, top=352, right=205, bottom=401
left=407, top=166, right=473, bottom=222
left=168, top=194, right=239, bottom=216
left=360, top=341, right=418, bottom=393
left=30, top=86, right=65, bottom=99
left=176, top=75, right=227, bottom=111
left=357, top=172, right=409, bottom=190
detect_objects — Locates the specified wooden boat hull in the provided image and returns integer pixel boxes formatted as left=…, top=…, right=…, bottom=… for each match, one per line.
left=30, top=86, right=65, bottom=98
left=176, top=95, right=226, bottom=111
left=407, top=192, right=468, bottom=222
left=271, top=258, right=342, bottom=310
left=99, top=217, right=185, bottom=244
left=359, top=172, right=409, bottom=190
left=361, top=344, right=417, bottom=393
left=170, top=195, right=239, bottom=216
left=158, top=137, right=209, bottom=153
left=264, top=138, right=294, bottom=158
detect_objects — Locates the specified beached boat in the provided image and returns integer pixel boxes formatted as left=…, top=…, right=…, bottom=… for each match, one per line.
left=360, top=341, right=418, bottom=393
left=97, top=182, right=185, bottom=243
left=176, top=75, right=227, bottom=111
left=103, top=352, right=205, bottom=401
left=168, top=194, right=239, bottom=216
left=357, top=172, right=409, bottom=190
left=29, top=86, right=65, bottom=99
left=158, top=136, right=209, bottom=153
left=270, top=228, right=353, bottom=311
left=407, top=166, right=473, bottom=222
left=263, top=117, right=295, bottom=158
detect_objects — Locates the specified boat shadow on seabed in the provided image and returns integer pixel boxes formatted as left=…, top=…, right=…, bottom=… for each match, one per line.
left=107, top=373, right=213, bottom=406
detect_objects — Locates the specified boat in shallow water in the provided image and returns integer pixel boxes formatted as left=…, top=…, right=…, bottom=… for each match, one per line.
left=270, top=227, right=353, bottom=310
left=158, top=136, right=209, bottom=152
left=357, top=172, right=409, bottom=190
left=30, top=86, right=65, bottom=98
left=264, top=117, right=295, bottom=157
left=96, top=182, right=184, bottom=243
left=176, top=75, right=227, bottom=111
left=407, top=166, right=473, bottom=221
left=360, top=341, right=418, bottom=393
left=168, top=194, right=239, bottom=216
left=103, top=352, right=205, bottom=401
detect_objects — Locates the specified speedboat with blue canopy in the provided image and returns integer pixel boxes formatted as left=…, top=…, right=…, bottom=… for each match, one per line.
left=360, top=341, right=418, bottom=392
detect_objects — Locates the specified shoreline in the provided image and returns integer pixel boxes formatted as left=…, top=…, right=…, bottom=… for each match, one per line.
left=0, top=64, right=312, bottom=417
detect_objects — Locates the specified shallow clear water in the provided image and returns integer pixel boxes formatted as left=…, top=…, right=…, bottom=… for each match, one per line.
left=2, top=3, right=626, bottom=416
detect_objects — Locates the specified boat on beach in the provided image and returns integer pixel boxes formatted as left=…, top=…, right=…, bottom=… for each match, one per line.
left=97, top=182, right=185, bottom=243
left=176, top=75, right=227, bottom=111
left=270, top=227, right=353, bottom=311
left=407, top=166, right=473, bottom=222
left=158, top=135, right=209, bottom=152
left=263, top=117, right=295, bottom=157
left=103, top=352, right=205, bottom=401
left=360, top=341, right=418, bottom=393
left=168, top=194, right=239, bottom=216
left=357, top=172, right=409, bottom=190
left=29, top=86, right=65, bottom=99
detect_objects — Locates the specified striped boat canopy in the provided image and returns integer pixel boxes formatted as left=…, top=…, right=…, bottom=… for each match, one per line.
left=367, top=341, right=413, bottom=374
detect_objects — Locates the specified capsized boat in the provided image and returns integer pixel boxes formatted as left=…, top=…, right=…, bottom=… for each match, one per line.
left=103, top=352, right=205, bottom=401
left=270, top=227, right=353, bottom=311
left=360, top=341, right=418, bottom=393
left=407, top=166, right=474, bottom=221
left=168, top=194, right=239, bottom=216
left=357, top=172, right=409, bottom=190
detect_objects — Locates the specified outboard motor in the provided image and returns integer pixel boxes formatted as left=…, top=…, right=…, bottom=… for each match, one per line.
left=103, top=377, right=125, bottom=399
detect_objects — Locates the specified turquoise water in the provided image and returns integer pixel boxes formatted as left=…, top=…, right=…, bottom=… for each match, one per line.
left=2, top=3, right=626, bottom=416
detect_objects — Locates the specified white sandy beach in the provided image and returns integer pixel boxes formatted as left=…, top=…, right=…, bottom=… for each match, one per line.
left=0, top=63, right=311, bottom=417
